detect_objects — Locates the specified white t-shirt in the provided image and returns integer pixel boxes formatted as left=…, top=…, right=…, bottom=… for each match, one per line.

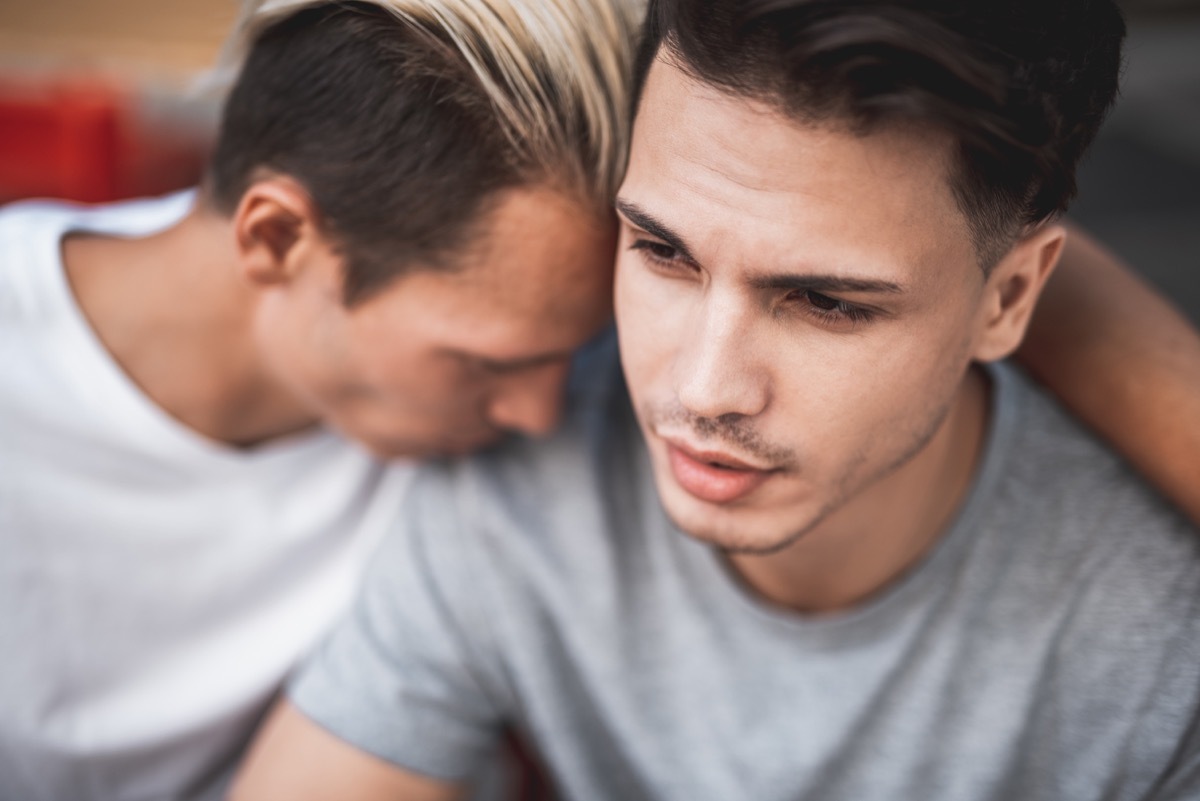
left=0, top=193, right=413, bottom=800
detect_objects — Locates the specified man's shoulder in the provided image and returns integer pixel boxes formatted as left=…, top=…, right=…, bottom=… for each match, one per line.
left=0, top=197, right=80, bottom=318
left=981, top=363, right=1200, bottom=631
left=998, top=362, right=1193, bottom=540
left=403, top=330, right=642, bottom=544
left=0, top=192, right=195, bottom=320
left=363, top=331, right=648, bottom=674
left=0, top=191, right=193, bottom=238
left=962, top=367, right=1200, bottom=798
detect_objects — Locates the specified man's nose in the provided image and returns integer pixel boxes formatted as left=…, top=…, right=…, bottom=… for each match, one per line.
left=486, top=362, right=570, bottom=437
left=673, top=299, right=769, bottom=421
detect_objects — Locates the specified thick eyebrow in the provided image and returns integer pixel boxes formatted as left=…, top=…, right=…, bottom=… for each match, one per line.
left=613, top=198, right=697, bottom=263
left=616, top=197, right=905, bottom=296
left=748, top=274, right=905, bottom=295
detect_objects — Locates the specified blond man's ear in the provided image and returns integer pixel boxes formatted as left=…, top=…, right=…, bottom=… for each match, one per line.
left=972, top=223, right=1068, bottom=363
left=233, top=175, right=331, bottom=289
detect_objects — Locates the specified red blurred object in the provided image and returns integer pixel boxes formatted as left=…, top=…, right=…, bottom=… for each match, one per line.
left=0, top=78, right=209, bottom=204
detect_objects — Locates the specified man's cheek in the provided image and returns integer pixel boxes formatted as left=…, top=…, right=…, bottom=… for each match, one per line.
left=617, top=281, right=667, bottom=361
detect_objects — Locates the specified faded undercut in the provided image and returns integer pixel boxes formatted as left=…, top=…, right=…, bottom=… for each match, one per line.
left=209, top=0, right=643, bottom=302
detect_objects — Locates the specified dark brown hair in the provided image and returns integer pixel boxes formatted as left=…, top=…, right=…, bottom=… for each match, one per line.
left=209, top=3, right=519, bottom=302
left=633, top=0, right=1126, bottom=269
left=208, top=0, right=641, bottom=303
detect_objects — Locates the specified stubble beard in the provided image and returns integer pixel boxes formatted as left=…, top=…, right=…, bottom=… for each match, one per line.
left=692, top=396, right=958, bottom=557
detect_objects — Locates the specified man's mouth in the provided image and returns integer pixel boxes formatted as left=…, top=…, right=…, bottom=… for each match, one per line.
left=664, top=439, right=775, bottom=504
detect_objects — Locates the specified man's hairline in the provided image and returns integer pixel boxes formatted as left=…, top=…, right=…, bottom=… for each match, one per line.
left=626, top=52, right=1010, bottom=289
left=204, top=168, right=608, bottom=307
left=633, top=44, right=1033, bottom=277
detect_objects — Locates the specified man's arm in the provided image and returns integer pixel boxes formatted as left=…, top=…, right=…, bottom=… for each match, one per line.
left=228, top=701, right=463, bottom=801
left=1018, top=225, right=1200, bottom=524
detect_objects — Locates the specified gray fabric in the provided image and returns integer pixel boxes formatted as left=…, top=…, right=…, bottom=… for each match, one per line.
left=292, top=338, right=1200, bottom=801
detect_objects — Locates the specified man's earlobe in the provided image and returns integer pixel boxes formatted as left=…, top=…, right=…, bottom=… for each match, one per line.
left=234, top=178, right=321, bottom=287
left=973, top=223, right=1067, bottom=363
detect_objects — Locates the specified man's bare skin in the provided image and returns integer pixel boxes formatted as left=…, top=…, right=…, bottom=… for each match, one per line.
left=1021, top=226, right=1200, bottom=523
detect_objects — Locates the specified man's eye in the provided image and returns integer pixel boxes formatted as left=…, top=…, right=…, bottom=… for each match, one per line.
left=790, top=290, right=875, bottom=325
left=630, top=239, right=681, bottom=263
left=458, top=354, right=516, bottom=376
left=807, top=291, right=840, bottom=311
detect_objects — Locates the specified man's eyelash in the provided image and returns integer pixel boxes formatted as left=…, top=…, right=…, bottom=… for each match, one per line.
left=630, top=239, right=684, bottom=263
left=631, top=238, right=874, bottom=325
left=792, top=290, right=875, bottom=324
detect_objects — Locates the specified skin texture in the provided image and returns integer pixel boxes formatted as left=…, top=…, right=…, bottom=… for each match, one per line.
left=65, top=179, right=616, bottom=459
left=1019, top=226, right=1200, bottom=524
left=229, top=702, right=462, bottom=801
left=237, top=182, right=616, bottom=458
left=615, top=55, right=1065, bottom=611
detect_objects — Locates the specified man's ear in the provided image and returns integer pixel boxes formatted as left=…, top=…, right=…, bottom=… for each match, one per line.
left=972, top=223, right=1067, bottom=362
left=233, top=176, right=328, bottom=288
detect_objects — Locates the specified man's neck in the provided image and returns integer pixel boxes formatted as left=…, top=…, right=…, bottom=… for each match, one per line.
left=62, top=201, right=320, bottom=448
left=727, top=368, right=990, bottom=615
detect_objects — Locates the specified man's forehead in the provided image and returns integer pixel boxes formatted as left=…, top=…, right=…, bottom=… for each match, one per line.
left=634, top=55, right=809, bottom=181
left=624, top=56, right=976, bottom=283
left=434, top=187, right=613, bottom=287
left=636, top=56, right=957, bottom=192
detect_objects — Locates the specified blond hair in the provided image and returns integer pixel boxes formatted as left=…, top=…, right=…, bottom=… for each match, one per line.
left=215, top=0, right=645, bottom=208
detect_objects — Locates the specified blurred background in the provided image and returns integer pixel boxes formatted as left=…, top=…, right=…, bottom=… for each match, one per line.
left=1073, top=0, right=1200, bottom=324
left=0, top=0, right=233, bottom=205
left=0, top=0, right=1197, bottom=322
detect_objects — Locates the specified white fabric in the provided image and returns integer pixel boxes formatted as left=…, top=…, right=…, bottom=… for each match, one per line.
left=0, top=193, right=413, bottom=800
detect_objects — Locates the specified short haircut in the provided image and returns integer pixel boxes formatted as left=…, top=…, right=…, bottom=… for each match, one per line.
left=633, top=0, right=1126, bottom=270
left=209, top=0, right=643, bottom=303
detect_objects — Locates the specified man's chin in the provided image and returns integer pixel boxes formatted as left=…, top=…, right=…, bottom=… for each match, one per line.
left=649, top=460, right=814, bottom=549
left=661, top=497, right=826, bottom=557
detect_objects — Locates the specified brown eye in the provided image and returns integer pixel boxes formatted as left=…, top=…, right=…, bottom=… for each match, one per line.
left=640, top=241, right=678, bottom=261
left=807, top=291, right=840, bottom=311
left=785, top=288, right=876, bottom=326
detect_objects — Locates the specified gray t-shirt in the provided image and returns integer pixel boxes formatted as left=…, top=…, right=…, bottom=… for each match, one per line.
left=292, top=339, right=1200, bottom=801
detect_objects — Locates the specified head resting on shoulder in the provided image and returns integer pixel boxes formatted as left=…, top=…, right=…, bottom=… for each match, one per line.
left=201, top=0, right=643, bottom=457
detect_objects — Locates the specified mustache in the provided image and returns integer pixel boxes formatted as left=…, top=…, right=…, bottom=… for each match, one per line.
left=645, top=404, right=797, bottom=469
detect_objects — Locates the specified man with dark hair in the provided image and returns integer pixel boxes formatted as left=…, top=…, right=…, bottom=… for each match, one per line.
left=232, top=1, right=1200, bottom=799
left=0, top=1, right=640, bottom=798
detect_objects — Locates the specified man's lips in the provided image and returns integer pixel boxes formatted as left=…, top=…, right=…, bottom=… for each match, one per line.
left=664, top=440, right=775, bottom=504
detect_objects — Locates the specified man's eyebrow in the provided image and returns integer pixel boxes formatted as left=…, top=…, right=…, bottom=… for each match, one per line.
left=615, top=197, right=904, bottom=295
left=748, top=273, right=905, bottom=295
left=613, top=199, right=697, bottom=263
